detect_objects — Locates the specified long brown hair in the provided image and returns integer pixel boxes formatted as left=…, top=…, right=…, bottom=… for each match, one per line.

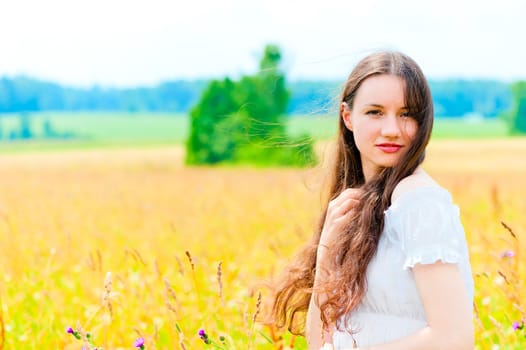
left=269, top=51, right=434, bottom=335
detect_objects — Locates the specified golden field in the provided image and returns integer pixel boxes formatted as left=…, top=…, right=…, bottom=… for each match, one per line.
left=0, top=138, right=525, bottom=349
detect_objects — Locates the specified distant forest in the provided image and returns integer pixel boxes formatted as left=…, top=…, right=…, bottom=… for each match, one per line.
left=0, top=76, right=513, bottom=117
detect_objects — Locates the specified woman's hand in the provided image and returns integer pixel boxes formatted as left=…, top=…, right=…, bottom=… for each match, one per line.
left=308, top=188, right=362, bottom=350
left=320, top=188, right=362, bottom=248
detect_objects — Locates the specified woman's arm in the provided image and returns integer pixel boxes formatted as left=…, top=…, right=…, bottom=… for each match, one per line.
left=353, top=262, right=474, bottom=350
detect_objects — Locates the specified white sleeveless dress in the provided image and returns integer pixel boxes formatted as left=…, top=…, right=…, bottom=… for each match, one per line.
left=332, top=186, right=474, bottom=348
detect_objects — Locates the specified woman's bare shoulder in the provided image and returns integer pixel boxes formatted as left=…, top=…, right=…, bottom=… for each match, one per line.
left=391, top=167, right=439, bottom=203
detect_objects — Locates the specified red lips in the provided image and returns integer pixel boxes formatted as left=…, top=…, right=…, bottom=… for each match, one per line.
left=376, top=143, right=402, bottom=153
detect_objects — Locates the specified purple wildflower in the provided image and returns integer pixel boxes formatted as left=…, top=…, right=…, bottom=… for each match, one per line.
left=66, top=326, right=81, bottom=340
left=501, top=250, right=515, bottom=258
left=198, top=328, right=211, bottom=344
left=134, top=337, right=145, bottom=349
left=512, top=321, right=523, bottom=330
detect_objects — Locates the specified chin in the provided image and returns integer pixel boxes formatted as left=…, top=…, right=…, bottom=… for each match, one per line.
left=377, top=159, right=400, bottom=168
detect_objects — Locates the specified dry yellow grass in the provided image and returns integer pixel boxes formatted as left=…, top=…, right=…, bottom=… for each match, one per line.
left=0, top=138, right=524, bottom=349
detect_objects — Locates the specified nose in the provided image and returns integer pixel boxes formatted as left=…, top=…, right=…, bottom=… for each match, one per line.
left=381, top=114, right=402, bottom=138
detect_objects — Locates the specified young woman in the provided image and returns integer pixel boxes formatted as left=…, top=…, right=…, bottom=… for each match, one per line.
left=271, top=52, right=474, bottom=349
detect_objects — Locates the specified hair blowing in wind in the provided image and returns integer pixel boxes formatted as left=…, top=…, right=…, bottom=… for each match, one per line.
left=268, top=51, right=434, bottom=335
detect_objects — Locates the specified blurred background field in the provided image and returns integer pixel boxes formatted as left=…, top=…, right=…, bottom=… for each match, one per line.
left=0, top=134, right=525, bottom=349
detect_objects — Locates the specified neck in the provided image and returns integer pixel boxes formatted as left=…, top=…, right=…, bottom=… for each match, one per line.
left=361, top=164, right=379, bottom=183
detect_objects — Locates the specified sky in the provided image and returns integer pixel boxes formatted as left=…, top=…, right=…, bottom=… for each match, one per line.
left=0, top=0, right=525, bottom=87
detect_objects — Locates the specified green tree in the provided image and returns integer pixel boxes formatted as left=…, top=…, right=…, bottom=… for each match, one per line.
left=186, top=78, right=239, bottom=164
left=186, top=44, right=316, bottom=167
left=509, top=81, right=526, bottom=134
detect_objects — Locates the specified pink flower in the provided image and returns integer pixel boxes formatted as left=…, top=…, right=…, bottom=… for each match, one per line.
left=500, top=250, right=515, bottom=258
left=198, top=328, right=211, bottom=344
left=134, top=337, right=145, bottom=348
left=512, top=321, right=523, bottom=330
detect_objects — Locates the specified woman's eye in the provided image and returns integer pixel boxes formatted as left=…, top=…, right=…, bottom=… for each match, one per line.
left=400, top=112, right=411, bottom=118
left=366, top=110, right=381, bottom=116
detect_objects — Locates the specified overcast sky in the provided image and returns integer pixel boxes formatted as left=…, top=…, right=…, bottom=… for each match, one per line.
left=0, top=0, right=524, bottom=87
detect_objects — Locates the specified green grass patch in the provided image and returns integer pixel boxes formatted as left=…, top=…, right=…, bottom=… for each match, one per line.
left=431, top=117, right=509, bottom=139
left=0, top=112, right=514, bottom=154
left=0, top=112, right=188, bottom=152
left=287, top=114, right=339, bottom=140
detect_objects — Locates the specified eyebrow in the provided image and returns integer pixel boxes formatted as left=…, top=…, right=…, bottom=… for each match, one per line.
left=364, top=104, right=408, bottom=109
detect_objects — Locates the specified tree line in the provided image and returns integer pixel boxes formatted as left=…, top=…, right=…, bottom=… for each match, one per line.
left=0, top=77, right=208, bottom=113
left=0, top=76, right=513, bottom=118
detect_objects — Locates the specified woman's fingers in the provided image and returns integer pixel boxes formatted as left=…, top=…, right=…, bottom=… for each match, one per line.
left=329, top=188, right=361, bottom=207
left=335, top=197, right=359, bottom=216
left=322, top=188, right=363, bottom=242
left=327, top=188, right=362, bottom=217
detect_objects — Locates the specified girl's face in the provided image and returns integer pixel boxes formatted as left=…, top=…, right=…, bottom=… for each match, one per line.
left=341, top=74, right=418, bottom=181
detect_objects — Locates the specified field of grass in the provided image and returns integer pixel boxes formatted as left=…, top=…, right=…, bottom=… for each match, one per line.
left=0, top=137, right=525, bottom=349
left=0, top=112, right=511, bottom=154
left=0, top=112, right=189, bottom=152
